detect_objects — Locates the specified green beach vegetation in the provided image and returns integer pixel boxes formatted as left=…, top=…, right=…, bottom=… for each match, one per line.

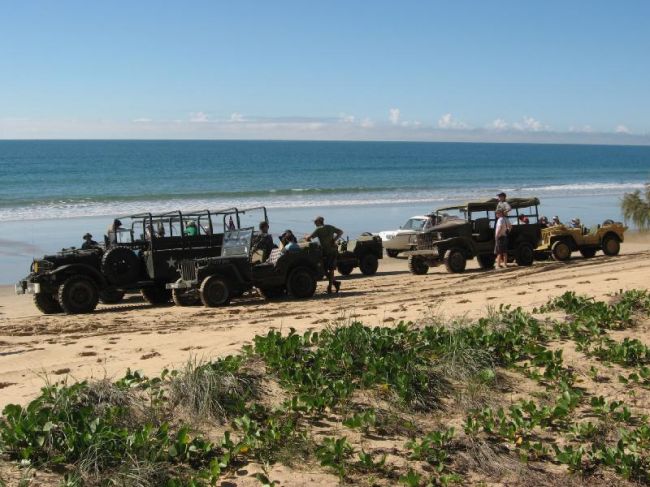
left=1, top=290, right=650, bottom=485
left=621, top=182, right=650, bottom=231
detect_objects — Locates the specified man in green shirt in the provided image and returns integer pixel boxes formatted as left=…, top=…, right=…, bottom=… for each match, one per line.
left=306, top=216, right=343, bottom=294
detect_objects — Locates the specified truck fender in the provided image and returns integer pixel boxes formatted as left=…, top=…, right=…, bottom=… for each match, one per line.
left=51, top=264, right=108, bottom=287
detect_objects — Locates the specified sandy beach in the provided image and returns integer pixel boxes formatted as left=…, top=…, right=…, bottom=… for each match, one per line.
left=2, top=234, right=649, bottom=410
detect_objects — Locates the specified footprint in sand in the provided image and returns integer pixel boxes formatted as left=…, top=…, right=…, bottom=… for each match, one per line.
left=384, top=317, right=395, bottom=322
left=79, top=351, right=97, bottom=357
left=53, top=368, right=70, bottom=375
left=555, top=284, right=567, bottom=288
left=517, top=291, right=527, bottom=295
left=0, top=382, right=16, bottom=389
left=577, top=280, right=591, bottom=284
left=605, top=278, right=618, bottom=281
left=486, top=296, right=497, bottom=300
left=457, top=299, right=471, bottom=304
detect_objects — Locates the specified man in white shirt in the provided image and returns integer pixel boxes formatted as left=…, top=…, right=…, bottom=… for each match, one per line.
left=496, top=192, right=511, bottom=215
left=494, top=209, right=511, bottom=268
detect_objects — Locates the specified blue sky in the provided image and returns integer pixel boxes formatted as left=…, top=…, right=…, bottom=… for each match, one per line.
left=1, top=0, right=649, bottom=142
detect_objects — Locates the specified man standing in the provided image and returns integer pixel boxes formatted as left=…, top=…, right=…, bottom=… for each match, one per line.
left=496, top=192, right=511, bottom=215
left=105, top=219, right=122, bottom=245
left=494, top=209, right=511, bottom=268
left=306, top=216, right=343, bottom=294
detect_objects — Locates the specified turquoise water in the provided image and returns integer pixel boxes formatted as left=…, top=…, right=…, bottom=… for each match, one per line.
left=1, top=140, right=648, bottom=221
left=1, top=140, right=649, bottom=282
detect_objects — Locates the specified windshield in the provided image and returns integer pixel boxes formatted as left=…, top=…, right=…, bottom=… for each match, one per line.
left=436, top=208, right=467, bottom=222
left=402, top=218, right=426, bottom=230
left=221, top=228, right=254, bottom=257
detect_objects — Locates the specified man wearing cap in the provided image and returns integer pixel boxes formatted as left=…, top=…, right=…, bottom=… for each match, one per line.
left=305, top=216, right=343, bottom=294
left=496, top=192, right=511, bottom=215
left=81, top=233, right=98, bottom=249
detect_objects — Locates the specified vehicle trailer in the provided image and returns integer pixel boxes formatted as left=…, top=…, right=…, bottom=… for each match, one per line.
left=16, top=207, right=268, bottom=314
left=168, top=227, right=324, bottom=306
left=336, top=233, right=383, bottom=276
left=404, top=198, right=543, bottom=274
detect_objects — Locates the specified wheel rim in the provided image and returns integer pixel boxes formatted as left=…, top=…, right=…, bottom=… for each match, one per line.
left=70, top=282, right=92, bottom=307
left=208, top=281, right=227, bottom=304
left=555, top=244, right=569, bottom=260
left=451, top=252, right=464, bottom=270
left=605, top=239, right=618, bottom=254
left=519, top=246, right=533, bottom=263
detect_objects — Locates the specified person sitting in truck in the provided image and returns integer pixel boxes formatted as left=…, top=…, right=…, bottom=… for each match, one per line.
left=184, top=221, right=198, bottom=236
left=518, top=214, right=530, bottom=224
left=105, top=219, right=122, bottom=245
left=539, top=216, right=549, bottom=228
left=81, top=233, right=98, bottom=249
left=279, top=230, right=300, bottom=253
left=551, top=216, right=562, bottom=226
left=570, top=218, right=581, bottom=229
left=252, top=221, right=276, bottom=261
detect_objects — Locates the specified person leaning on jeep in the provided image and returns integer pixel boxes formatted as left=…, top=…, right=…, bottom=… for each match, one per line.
left=305, top=216, right=342, bottom=294
left=105, top=219, right=122, bottom=245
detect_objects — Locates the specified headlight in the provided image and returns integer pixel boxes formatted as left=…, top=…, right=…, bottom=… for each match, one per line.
left=409, top=235, right=418, bottom=244
left=32, top=261, right=39, bottom=273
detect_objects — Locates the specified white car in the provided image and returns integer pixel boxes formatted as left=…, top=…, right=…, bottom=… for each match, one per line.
left=378, top=215, right=434, bottom=257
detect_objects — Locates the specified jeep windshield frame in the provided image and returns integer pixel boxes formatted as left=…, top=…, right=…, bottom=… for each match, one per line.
left=435, top=198, right=541, bottom=225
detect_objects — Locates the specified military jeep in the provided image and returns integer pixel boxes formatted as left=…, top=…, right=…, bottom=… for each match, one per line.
left=15, top=207, right=263, bottom=314
left=404, top=198, right=542, bottom=274
left=167, top=227, right=323, bottom=307
left=336, top=233, right=383, bottom=276
left=536, top=221, right=626, bottom=261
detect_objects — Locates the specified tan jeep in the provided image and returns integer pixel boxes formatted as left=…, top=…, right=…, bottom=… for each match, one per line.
left=536, top=221, right=626, bottom=261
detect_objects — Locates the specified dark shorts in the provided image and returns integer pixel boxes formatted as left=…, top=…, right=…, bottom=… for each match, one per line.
left=495, top=236, right=508, bottom=255
left=323, top=253, right=337, bottom=271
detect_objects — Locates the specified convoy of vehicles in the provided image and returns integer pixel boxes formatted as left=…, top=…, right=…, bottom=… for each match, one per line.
left=15, top=198, right=627, bottom=314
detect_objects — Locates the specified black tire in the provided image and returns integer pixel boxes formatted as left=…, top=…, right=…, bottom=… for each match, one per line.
left=515, top=242, right=535, bottom=267
left=101, top=247, right=141, bottom=286
left=199, top=276, right=230, bottom=307
left=172, top=288, right=200, bottom=306
left=58, top=275, right=99, bottom=314
left=99, top=289, right=125, bottom=304
left=287, top=266, right=317, bottom=299
left=602, top=234, right=620, bottom=256
left=33, top=293, right=62, bottom=314
left=579, top=248, right=597, bottom=258
left=408, top=255, right=429, bottom=275
left=551, top=241, right=571, bottom=261
left=337, top=261, right=355, bottom=276
left=359, top=253, right=379, bottom=275
left=386, top=249, right=400, bottom=258
left=477, top=254, right=496, bottom=270
left=444, top=248, right=466, bottom=273
left=141, top=284, right=172, bottom=305
left=259, top=286, right=286, bottom=300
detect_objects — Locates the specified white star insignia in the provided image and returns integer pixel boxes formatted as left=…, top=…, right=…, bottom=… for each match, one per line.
left=166, top=257, right=177, bottom=268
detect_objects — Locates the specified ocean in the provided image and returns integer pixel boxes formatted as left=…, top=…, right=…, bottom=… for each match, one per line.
left=1, top=140, right=649, bottom=282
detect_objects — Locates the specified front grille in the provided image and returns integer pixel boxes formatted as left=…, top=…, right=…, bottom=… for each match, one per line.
left=180, top=260, right=197, bottom=281
left=416, top=232, right=440, bottom=250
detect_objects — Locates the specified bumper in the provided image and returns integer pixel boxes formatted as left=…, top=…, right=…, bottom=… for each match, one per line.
left=166, top=279, right=196, bottom=290
left=15, top=281, right=41, bottom=295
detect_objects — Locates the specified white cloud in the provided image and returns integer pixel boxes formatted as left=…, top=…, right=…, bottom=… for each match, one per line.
left=360, top=118, right=375, bottom=128
left=487, top=118, right=509, bottom=131
left=437, top=113, right=468, bottom=129
left=230, top=112, right=245, bottom=122
left=339, top=113, right=356, bottom=124
left=189, top=111, right=209, bottom=123
left=512, top=116, right=548, bottom=132
left=615, top=124, right=630, bottom=134
left=132, top=117, right=152, bottom=123
left=389, top=108, right=400, bottom=125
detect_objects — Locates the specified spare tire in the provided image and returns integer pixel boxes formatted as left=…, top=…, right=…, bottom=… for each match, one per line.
left=102, top=247, right=141, bottom=285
